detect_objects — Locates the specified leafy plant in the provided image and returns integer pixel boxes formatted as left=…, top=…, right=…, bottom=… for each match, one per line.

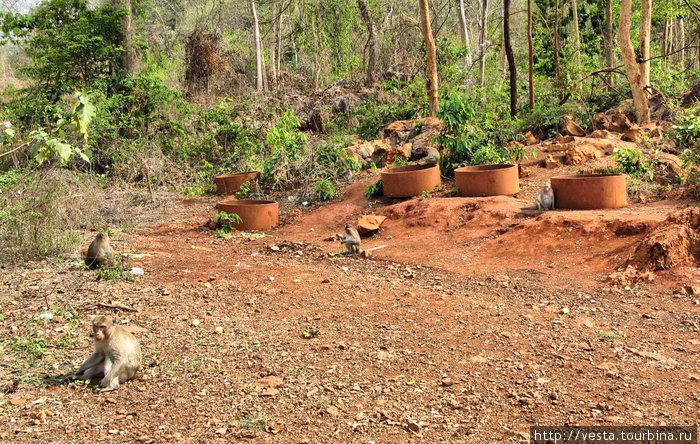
left=597, top=331, right=624, bottom=340
left=263, top=110, right=309, bottom=186
left=389, top=156, right=410, bottom=168
left=240, top=412, right=270, bottom=428
left=612, top=147, right=652, bottom=180
left=96, top=254, right=138, bottom=282
left=12, top=335, right=46, bottom=360
left=314, top=179, right=336, bottom=201
left=419, top=185, right=439, bottom=200
left=213, top=211, right=242, bottom=237
left=364, top=179, right=383, bottom=198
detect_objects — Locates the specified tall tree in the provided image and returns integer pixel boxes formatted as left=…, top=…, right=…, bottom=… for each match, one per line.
left=620, top=0, right=650, bottom=123
left=604, top=0, right=614, bottom=87
left=112, top=0, right=135, bottom=75
left=419, top=0, right=439, bottom=116
left=640, top=0, right=652, bottom=89
left=478, top=0, right=489, bottom=86
left=357, top=0, right=377, bottom=86
left=554, top=0, right=562, bottom=92
left=503, top=0, right=517, bottom=116
left=456, top=0, right=472, bottom=68
left=251, top=0, right=263, bottom=92
left=571, top=0, right=581, bottom=77
left=527, top=0, right=534, bottom=109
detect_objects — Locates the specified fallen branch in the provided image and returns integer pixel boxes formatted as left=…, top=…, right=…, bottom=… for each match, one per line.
left=95, top=302, right=139, bottom=312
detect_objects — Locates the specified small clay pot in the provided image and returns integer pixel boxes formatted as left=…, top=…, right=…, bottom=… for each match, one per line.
left=216, top=199, right=279, bottom=230
left=381, top=165, right=441, bottom=198
left=215, top=171, right=260, bottom=195
left=551, top=174, right=627, bottom=210
left=454, top=164, right=519, bottom=197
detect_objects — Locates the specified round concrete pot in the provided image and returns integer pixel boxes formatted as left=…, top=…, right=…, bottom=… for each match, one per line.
left=216, top=199, right=279, bottom=230
left=454, top=164, right=519, bottom=197
left=215, top=171, right=260, bottom=195
left=381, top=165, right=441, bottom=198
left=550, top=174, right=627, bottom=210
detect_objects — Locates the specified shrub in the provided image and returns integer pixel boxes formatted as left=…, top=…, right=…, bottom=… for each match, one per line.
left=314, top=179, right=336, bottom=201
left=364, top=179, right=383, bottom=198
left=612, top=147, right=652, bottom=180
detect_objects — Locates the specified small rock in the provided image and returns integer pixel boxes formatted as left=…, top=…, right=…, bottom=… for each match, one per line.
left=130, top=267, right=144, bottom=276
left=689, top=374, right=699, bottom=381
left=561, top=307, right=570, bottom=314
left=406, top=420, right=421, bottom=434
left=559, top=115, right=585, bottom=137
left=522, top=131, right=539, bottom=145
left=325, top=406, right=341, bottom=416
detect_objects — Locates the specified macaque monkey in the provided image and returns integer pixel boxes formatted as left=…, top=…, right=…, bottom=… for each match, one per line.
left=418, top=147, right=440, bottom=167
left=342, top=224, right=361, bottom=255
left=536, top=182, right=556, bottom=210
left=343, top=166, right=353, bottom=182
left=73, top=315, right=141, bottom=392
left=85, top=233, right=114, bottom=269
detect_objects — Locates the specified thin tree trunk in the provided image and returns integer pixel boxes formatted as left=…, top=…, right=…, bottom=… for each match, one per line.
left=311, top=10, right=321, bottom=91
left=277, top=12, right=283, bottom=75
left=554, top=0, right=562, bottom=93
left=528, top=0, right=534, bottom=109
left=357, top=0, right=377, bottom=86
left=478, top=0, right=489, bottom=86
left=112, top=0, right=136, bottom=75
left=604, top=0, right=614, bottom=87
left=270, top=0, right=277, bottom=88
left=571, top=0, right=581, bottom=77
left=620, top=0, right=650, bottom=123
left=679, top=17, right=685, bottom=68
left=504, top=0, right=517, bottom=117
left=640, top=0, right=652, bottom=89
left=456, top=0, right=472, bottom=67
left=251, top=0, right=263, bottom=92
left=419, top=0, right=439, bottom=116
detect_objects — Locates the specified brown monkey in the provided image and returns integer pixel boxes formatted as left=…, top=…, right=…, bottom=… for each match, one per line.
left=342, top=224, right=361, bottom=255
left=418, top=147, right=440, bottom=167
left=73, top=315, right=141, bottom=392
left=85, top=233, right=114, bottom=269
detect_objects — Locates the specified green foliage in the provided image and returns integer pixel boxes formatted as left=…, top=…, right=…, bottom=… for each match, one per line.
left=314, top=179, right=336, bottom=201
left=352, top=97, right=419, bottom=141
left=674, top=110, right=700, bottom=185
left=612, top=147, right=652, bottom=180
left=262, top=109, right=309, bottom=186
left=597, top=331, right=624, bottom=340
left=313, top=136, right=359, bottom=180
left=389, top=156, right=410, bottom=168
left=0, top=0, right=122, bottom=105
left=213, top=211, right=242, bottom=237
left=96, top=254, right=137, bottom=282
left=12, top=335, right=46, bottom=360
left=364, top=179, right=383, bottom=198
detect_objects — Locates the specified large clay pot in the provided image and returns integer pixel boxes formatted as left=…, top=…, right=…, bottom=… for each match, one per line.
left=215, top=171, right=260, bottom=195
left=454, top=164, right=519, bottom=197
left=216, top=199, right=279, bottom=230
left=381, top=165, right=441, bottom=198
left=550, top=174, right=627, bottom=210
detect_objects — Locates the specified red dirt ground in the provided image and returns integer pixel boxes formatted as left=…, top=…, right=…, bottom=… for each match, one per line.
left=1, top=158, right=699, bottom=443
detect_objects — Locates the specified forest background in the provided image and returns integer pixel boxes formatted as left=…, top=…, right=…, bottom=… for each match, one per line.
left=0, top=0, right=699, bottom=259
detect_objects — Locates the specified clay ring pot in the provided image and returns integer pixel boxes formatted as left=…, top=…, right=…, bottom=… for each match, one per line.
left=215, top=171, right=261, bottom=195
left=381, top=165, right=441, bottom=198
left=550, top=174, right=627, bottom=210
left=216, top=199, right=279, bottom=230
left=454, top=164, right=519, bottom=197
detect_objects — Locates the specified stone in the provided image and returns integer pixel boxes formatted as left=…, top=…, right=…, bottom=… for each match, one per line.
left=357, top=215, right=387, bottom=236
left=589, top=129, right=614, bottom=140
left=608, top=113, right=632, bottom=133
left=592, top=112, right=610, bottom=131
left=544, top=154, right=560, bottom=169
left=522, top=131, right=539, bottom=145
left=651, top=152, right=683, bottom=185
left=559, top=115, right=586, bottom=137
left=553, top=133, right=575, bottom=144
left=622, top=127, right=644, bottom=143
left=255, top=376, right=283, bottom=389
left=566, top=145, right=602, bottom=165
left=385, top=143, right=412, bottom=166
left=518, top=164, right=531, bottom=178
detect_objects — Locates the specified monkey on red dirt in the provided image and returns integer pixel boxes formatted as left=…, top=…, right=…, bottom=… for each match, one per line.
left=85, top=233, right=114, bottom=269
left=72, top=315, right=141, bottom=392
left=535, top=182, right=556, bottom=210
left=341, top=224, right=361, bottom=255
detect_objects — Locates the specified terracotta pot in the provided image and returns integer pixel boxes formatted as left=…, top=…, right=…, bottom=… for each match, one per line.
left=216, top=199, right=279, bottom=230
left=215, top=171, right=261, bottom=195
left=454, top=164, right=519, bottom=197
left=381, top=165, right=441, bottom=198
left=550, top=174, right=627, bottom=210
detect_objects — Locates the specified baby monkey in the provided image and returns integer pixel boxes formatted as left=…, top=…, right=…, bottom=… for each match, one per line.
left=72, top=315, right=141, bottom=392
left=85, top=232, right=114, bottom=269
left=341, top=223, right=361, bottom=255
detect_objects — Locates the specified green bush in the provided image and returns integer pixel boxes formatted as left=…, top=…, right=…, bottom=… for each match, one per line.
left=612, top=147, right=652, bottom=180
left=314, top=179, right=336, bottom=201
left=364, top=179, right=383, bottom=198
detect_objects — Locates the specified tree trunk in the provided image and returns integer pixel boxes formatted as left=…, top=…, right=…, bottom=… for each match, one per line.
left=528, top=0, right=534, bottom=109
left=456, top=0, right=472, bottom=67
left=270, top=0, right=277, bottom=88
left=419, top=0, right=439, bottom=116
left=251, top=0, right=263, bottom=92
left=311, top=10, right=321, bottom=91
left=679, top=17, right=685, bottom=69
left=478, top=0, right=489, bottom=86
left=620, top=0, right=650, bottom=123
left=640, top=0, right=652, bottom=89
left=604, top=0, right=614, bottom=87
left=503, top=0, right=517, bottom=117
left=277, top=14, right=283, bottom=75
left=554, top=0, right=562, bottom=93
left=357, top=0, right=377, bottom=86
left=571, top=0, right=581, bottom=77
left=112, top=0, right=136, bottom=75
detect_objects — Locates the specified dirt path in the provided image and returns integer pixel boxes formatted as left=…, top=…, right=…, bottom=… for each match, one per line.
left=1, top=175, right=699, bottom=442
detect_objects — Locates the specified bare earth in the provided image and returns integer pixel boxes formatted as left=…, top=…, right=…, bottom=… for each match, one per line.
left=1, top=161, right=699, bottom=443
